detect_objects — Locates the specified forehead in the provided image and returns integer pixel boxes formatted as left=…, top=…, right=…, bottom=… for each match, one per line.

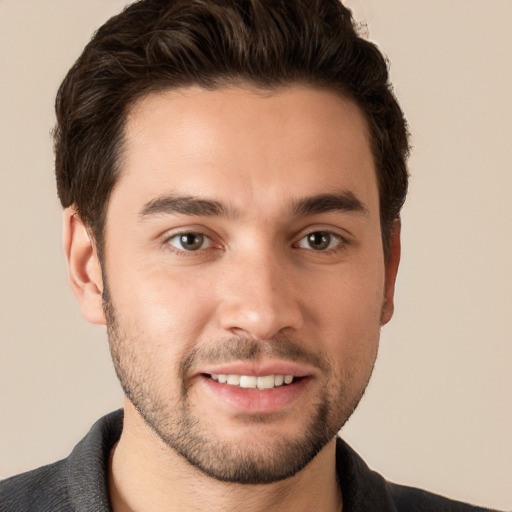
left=113, top=85, right=377, bottom=217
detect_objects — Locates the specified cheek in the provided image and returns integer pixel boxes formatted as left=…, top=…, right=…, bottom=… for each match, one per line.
left=107, top=260, right=217, bottom=357
left=312, top=262, right=384, bottom=363
left=314, top=260, right=385, bottom=325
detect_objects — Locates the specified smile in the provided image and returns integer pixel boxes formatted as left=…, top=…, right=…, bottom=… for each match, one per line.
left=210, top=374, right=295, bottom=389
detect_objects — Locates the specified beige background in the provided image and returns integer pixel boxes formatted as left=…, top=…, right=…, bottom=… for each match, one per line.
left=0, top=0, right=510, bottom=509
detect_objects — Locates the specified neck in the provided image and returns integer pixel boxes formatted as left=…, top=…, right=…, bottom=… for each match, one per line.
left=109, top=402, right=342, bottom=512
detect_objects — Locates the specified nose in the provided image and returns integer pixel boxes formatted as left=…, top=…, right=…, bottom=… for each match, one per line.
left=217, top=251, right=304, bottom=341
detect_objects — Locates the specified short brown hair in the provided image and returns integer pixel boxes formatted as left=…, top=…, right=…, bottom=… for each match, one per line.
left=54, top=0, right=409, bottom=257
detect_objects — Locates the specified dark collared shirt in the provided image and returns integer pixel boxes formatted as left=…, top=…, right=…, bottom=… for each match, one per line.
left=0, top=410, right=501, bottom=511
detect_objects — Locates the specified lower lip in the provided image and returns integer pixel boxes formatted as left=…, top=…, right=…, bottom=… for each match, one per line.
left=198, top=375, right=310, bottom=414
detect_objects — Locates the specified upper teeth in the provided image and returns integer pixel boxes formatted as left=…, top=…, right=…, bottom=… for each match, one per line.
left=210, top=374, right=294, bottom=389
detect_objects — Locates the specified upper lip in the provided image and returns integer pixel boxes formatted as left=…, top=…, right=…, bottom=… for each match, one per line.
left=197, top=360, right=316, bottom=378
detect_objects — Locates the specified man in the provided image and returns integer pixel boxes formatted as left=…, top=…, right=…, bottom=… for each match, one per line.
left=0, top=0, right=503, bottom=511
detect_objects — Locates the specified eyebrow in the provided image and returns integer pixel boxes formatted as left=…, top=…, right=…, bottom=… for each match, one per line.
left=139, top=195, right=237, bottom=219
left=290, top=191, right=368, bottom=217
left=139, top=190, right=368, bottom=220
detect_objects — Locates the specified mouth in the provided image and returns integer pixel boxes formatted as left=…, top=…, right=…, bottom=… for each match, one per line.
left=207, top=373, right=298, bottom=390
left=198, top=370, right=310, bottom=415
left=195, top=361, right=314, bottom=414
left=194, top=367, right=310, bottom=415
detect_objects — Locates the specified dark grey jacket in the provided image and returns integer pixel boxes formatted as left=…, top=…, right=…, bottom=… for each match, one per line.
left=0, top=410, right=502, bottom=511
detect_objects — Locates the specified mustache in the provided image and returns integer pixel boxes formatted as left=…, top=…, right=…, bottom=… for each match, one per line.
left=180, top=336, right=330, bottom=377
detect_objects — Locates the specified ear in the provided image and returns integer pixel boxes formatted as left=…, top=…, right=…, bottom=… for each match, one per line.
left=381, top=220, right=401, bottom=326
left=63, top=208, right=106, bottom=325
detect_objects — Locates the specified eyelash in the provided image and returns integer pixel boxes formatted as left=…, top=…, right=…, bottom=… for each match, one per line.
left=294, top=230, right=346, bottom=252
left=164, top=229, right=348, bottom=256
left=166, top=231, right=216, bottom=254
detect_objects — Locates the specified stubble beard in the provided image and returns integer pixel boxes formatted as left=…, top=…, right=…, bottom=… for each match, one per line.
left=103, top=288, right=376, bottom=485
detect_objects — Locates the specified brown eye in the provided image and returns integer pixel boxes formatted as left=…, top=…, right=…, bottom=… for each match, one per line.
left=298, top=231, right=341, bottom=251
left=168, top=232, right=210, bottom=251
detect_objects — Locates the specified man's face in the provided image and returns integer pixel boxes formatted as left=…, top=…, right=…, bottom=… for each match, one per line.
left=97, top=85, right=398, bottom=483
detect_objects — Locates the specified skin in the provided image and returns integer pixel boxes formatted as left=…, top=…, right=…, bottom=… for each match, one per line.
left=64, top=85, right=400, bottom=512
